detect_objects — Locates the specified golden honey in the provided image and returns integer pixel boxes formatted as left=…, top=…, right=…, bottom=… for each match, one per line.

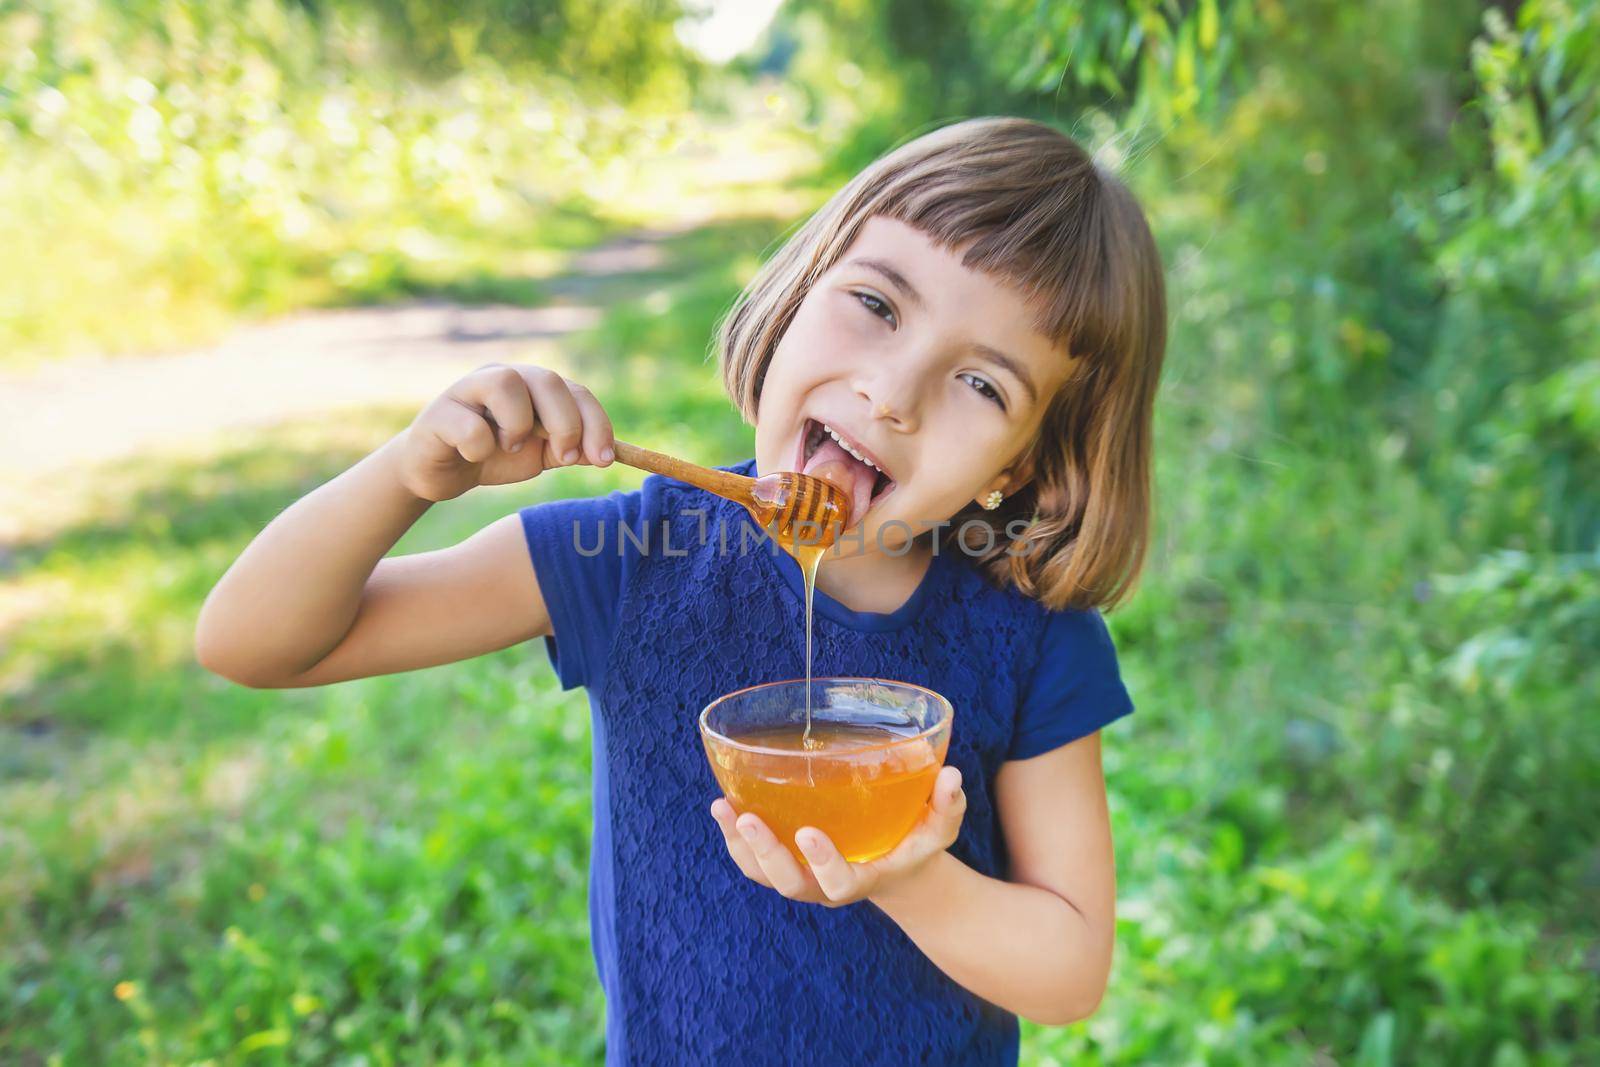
left=788, top=540, right=828, bottom=748
left=704, top=721, right=948, bottom=865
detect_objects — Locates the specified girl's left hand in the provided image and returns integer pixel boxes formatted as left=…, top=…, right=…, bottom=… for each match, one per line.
left=709, top=765, right=966, bottom=908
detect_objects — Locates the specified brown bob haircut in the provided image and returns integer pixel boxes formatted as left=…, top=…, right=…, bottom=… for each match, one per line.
left=717, top=117, right=1167, bottom=612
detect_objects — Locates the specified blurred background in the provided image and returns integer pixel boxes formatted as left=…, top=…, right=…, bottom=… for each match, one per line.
left=1, top=0, right=1596, bottom=1062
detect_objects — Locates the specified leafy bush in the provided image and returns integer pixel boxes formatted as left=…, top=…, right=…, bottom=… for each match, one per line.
left=1028, top=821, right=1598, bottom=1064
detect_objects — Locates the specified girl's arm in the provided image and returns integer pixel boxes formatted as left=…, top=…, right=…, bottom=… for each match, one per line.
left=713, top=731, right=1118, bottom=1025
left=868, top=733, right=1118, bottom=1024
left=194, top=364, right=614, bottom=688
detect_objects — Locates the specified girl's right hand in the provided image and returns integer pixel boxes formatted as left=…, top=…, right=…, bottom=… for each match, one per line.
left=391, top=363, right=615, bottom=502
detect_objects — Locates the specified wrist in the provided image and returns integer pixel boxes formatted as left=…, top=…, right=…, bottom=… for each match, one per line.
left=374, top=432, right=441, bottom=509
left=868, top=849, right=955, bottom=916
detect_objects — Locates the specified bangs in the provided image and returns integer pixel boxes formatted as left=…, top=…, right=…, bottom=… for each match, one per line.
left=848, top=122, right=1152, bottom=370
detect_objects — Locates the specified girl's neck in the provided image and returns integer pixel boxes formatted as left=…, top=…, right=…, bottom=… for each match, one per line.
left=810, top=535, right=934, bottom=616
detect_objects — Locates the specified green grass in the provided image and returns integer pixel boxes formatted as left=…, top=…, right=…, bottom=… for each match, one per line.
left=0, top=415, right=614, bottom=1063
left=0, top=216, right=776, bottom=1063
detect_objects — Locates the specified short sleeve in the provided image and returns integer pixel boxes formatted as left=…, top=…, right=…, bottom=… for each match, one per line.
left=518, top=487, right=644, bottom=692
left=1007, top=608, right=1134, bottom=761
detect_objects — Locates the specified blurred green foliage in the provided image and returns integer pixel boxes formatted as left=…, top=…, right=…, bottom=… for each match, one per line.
left=0, top=421, right=609, bottom=1061
left=0, top=0, right=710, bottom=366
left=773, top=0, right=1600, bottom=1059
left=310, top=0, right=696, bottom=95
left=3, top=0, right=1599, bottom=1062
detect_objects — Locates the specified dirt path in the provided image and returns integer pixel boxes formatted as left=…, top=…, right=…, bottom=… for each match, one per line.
left=0, top=227, right=686, bottom=546
left=0, top=108, right=820, bottom=549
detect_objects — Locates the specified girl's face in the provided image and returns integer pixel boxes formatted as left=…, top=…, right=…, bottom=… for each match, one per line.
left=755, top=216, right=1072, bottom=555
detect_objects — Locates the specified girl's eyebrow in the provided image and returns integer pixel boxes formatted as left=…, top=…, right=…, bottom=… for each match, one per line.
left=846, top=257, right=925, bottom=308
left=970, top=342, right=1039, bottom=405
left=846, top=256, right=1039, bottom=405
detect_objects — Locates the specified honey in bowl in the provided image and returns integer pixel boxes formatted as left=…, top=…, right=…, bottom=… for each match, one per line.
left=701, top=678, right=953, bottom=865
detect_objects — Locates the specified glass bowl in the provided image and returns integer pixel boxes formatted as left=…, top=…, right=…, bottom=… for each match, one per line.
left=700, top=677, right=953, bottom=865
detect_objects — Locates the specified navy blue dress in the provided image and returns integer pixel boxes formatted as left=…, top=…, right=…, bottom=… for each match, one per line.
left=518, top=459, right=1133, bottom=1065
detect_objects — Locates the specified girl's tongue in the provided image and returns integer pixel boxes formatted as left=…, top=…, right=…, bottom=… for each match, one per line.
left=801, top=434, right=881, bottom=529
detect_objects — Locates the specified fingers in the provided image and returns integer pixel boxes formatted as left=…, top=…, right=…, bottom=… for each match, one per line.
left=934, top=765, right=965, bottom=818
left=565, top=380, right=616, bottom=465
left=709, top=799, right=770, bottom=887
left=733, top=812, right=814, bottom=900
left=871, top=764, right=966, bottom=878
left=470, top=365, right=537, bottom=453
left=519, top=366, right=587, bottom=467
left=449, top=364, right=615, bottom=470
left=795, top=828, right=864, bottom=903
left=926, top=765, right=967, bottom=845
left=710, top=772, right=968, bottom=910
left=433, top=398, right=498, bottom=464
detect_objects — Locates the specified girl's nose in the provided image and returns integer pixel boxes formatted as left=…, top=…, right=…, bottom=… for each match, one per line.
left=855, top=376, right=920, bottom=433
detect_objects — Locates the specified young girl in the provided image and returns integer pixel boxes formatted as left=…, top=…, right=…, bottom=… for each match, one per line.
left=196, top=116, right=1167, bottom=1065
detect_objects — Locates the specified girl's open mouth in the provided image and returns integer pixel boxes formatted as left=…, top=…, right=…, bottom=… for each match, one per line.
left=794, top=417, right=897, bottom=524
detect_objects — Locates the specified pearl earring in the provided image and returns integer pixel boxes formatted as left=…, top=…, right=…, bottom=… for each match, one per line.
left=981, top=489, right=1003, bottom=511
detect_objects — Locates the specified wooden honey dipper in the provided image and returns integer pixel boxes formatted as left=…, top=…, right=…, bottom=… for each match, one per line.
left=610, top=440, right=851, bottom=550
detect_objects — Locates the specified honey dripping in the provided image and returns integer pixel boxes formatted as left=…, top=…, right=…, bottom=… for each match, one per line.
left=598, top=440, right=853, bottom=764
left=752, top=467, right=852, bottom=760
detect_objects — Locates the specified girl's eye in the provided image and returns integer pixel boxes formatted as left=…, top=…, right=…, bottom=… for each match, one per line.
left=960, top=372, right=1006, bottom=410
left=851, top=290, right=897, bottom=327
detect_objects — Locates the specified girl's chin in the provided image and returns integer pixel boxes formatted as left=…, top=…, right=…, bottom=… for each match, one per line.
left=827, top=515, right=924, bottom=557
